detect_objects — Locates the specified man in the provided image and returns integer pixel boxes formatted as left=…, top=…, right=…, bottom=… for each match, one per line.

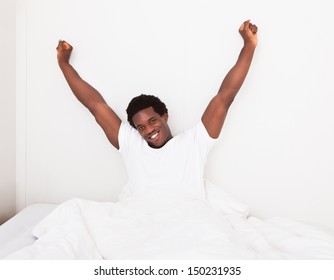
left=57, top=20, right=258, bottom=197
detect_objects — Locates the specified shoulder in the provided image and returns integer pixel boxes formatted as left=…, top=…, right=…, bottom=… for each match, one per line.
left=172, top=121, right=217, bottom=149
left=119, top=121, right=136, bottom=136
left=118, top=121, right=142, bottom=153
left=185, top=121, right=217, bottom=142
left=182, top=121, right=218, bottom=156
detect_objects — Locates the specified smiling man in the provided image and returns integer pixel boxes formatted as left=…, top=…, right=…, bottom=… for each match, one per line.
left=126, top=95, right=172, bottom=149
left=57, top=20, right=258, bottom=197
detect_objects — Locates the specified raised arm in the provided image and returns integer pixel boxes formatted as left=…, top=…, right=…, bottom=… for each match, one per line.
left=202, top=20, right=258, bottom=138
left=57, top=40, right=121, bottom=149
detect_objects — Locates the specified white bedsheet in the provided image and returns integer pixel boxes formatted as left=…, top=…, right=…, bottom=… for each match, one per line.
left=0, top=203, right=58, bottom=258
left=4, top=183, right=334, bottom=259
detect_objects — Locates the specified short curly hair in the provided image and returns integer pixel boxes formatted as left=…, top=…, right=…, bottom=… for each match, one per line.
left=126, top=94, right=168, bottom=128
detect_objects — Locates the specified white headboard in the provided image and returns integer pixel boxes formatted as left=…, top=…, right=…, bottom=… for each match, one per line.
left=16, top=0, right=334, bottom=230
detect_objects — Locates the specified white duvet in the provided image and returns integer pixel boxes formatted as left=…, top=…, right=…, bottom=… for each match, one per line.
left=4, top=182, right=334, bottom=259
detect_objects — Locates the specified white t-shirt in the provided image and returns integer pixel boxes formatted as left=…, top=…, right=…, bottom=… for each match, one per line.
left=118, top=121, right=217, bottom=199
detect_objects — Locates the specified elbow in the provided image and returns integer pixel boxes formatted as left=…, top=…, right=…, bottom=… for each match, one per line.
left=217, top=93, right=236, bottom=111
left=225, top=96, right=235, bottom=109
left=89, top=101, right=106, bottom=116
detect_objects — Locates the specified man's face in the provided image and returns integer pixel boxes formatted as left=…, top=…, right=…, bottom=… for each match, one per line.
left=132, top=106, right=172, bottom=148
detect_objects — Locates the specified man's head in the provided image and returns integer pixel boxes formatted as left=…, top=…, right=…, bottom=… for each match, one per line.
left=126, top=94, right=172, bottom=148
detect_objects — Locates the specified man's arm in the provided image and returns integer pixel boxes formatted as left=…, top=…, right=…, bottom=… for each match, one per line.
left=202, top=20, right=258, bottom=138
left=57, top=40, right=121, bottom=149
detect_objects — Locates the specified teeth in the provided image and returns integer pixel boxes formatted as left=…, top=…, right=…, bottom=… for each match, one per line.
left=150, top=132, right=158, bottom=139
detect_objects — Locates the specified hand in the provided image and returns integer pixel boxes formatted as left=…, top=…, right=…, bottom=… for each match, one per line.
left=56, top=40, right=73, bottom=65
left=239, top=20, right=258, bottom=47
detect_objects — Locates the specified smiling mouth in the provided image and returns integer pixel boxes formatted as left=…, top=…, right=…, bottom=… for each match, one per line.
left=148, top=130, right=159, bottom=140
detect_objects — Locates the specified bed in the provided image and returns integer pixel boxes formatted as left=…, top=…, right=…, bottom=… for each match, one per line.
left=0, top=203, right=58, bottom=259
left=1, top=181, right=334, bottom=260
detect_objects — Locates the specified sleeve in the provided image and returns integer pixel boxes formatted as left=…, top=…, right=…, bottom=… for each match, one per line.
left=118, top=121, right=139, bottom=156
left=193, top=121, right=218, bottom=159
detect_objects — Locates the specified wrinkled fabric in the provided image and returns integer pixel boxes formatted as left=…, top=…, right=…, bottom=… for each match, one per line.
left=4, top=184, right=334, bottom=259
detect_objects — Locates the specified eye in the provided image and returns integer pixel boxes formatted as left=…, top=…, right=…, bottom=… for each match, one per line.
left=149, top=119, right=156, bottom=124
left=137, top=126, right=145, bottom=132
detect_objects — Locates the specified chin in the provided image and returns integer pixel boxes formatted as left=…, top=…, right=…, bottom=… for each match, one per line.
left=149, top=143, right=162, bottom=149
left=148, top=140, right=166, bottom=149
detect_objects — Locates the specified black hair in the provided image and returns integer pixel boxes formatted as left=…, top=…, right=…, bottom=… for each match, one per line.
left=126, top=94, right=168, bottom=128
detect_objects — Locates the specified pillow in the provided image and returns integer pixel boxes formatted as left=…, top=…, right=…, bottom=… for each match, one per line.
left=204, top=180, right=250, bottom=217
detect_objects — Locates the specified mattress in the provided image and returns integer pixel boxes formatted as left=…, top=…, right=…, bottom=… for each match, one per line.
left=0, top=203, right=58, bottom=258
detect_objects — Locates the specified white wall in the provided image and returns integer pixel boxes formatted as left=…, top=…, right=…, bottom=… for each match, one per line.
left=0, top=0, right=16, bottom=224
left=16, top=0, right=334, bottom=230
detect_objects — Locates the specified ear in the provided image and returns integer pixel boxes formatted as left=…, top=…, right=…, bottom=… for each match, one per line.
left=163, top=113, right=169, bottom=122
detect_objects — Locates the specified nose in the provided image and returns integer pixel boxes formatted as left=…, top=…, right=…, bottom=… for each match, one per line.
left=146, top=126, right=155, bottom=136
left=146, top=123, right=157, bottom=137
